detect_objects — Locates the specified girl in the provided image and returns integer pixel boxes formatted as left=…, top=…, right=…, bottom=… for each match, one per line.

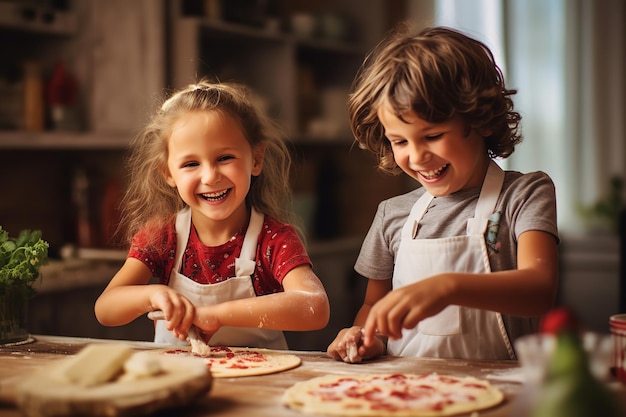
left=327, top=24, right=559, bottom=362
left=95, top=81, right=330, bottom=349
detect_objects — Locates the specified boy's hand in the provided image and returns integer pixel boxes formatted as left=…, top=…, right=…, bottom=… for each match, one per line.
left=327, top=326, right=385, bottom=363
left=362, top=276, right=452, bottom=344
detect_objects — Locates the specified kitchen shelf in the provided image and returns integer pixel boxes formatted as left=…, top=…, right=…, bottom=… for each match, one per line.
left=168, top=4, right=379, bottom=140
left=0, top=3, right=77, bottom=36
left=0, top=131, right=132, bottom=150
left=177, top=16, right=369, bottom=55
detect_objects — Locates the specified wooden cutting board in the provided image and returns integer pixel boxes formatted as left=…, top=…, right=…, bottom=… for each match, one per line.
left=12, top=355, right=212, bottom=417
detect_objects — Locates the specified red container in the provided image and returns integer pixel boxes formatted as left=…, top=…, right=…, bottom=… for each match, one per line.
left=610, top=314, right=626, bottom=384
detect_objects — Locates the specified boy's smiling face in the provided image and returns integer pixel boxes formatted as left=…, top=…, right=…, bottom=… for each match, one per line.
left=377, top=99, right=490, bottom=197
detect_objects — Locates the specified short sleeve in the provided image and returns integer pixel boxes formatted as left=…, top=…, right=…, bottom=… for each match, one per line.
left=502, top=171, right=559, bottom=243
left=354, top=200, right=397, bottom=280
left=257, top=219, right=312, bottom=285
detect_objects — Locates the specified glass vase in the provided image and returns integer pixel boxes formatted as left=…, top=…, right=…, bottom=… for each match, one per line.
left=0, top=283, right=30, bottom=345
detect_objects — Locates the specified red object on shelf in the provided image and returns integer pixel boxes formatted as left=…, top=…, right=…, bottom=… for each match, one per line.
left=45, top=61, right=78, bottom=106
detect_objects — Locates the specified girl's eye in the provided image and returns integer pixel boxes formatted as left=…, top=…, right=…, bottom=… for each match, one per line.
left=218, top=155, right=235, bottom=162
left=182, top=161, right=199, bottom=168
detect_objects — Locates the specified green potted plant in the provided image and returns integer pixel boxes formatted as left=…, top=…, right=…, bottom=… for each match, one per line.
left=0, top=226, right=49, bottom=345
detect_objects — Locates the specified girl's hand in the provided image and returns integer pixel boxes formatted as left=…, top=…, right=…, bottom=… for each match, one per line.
left=193, top=305, right=222, bottom=340
left=327, top=326, right=385, bottom=363
left=149, top=287, right=196, bottom=341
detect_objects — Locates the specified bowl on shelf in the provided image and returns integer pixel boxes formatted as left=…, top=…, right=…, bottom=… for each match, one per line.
left=290, top=13, right=316, bottom=37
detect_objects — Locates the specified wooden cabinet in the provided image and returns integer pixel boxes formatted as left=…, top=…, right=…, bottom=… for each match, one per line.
left=0, top=0, right=165, bottom=250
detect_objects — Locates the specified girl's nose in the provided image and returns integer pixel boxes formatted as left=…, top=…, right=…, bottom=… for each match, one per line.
left=201, top=165, right=220, bottom=184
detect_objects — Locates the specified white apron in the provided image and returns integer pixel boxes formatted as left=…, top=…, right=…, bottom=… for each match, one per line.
left=154, top=207, right=288, bottom=349
left=387, top=161, right=514, bottom=360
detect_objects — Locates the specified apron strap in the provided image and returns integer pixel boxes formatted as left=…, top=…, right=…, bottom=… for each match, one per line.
left=402, top=190, right=434, bottom=239
left=235, top=207, right=264, bottom=277
left=466, top=160, right=504, bottom=235
left=173, top=207, right=192, bottom=274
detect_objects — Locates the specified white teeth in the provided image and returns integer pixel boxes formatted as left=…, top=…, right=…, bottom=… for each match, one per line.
left=202, top=190, right=228, bottom=200
left=419, top=164, right=448, bottom=179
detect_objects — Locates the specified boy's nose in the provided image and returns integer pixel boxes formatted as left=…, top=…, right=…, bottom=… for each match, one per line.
left=409, top=143, right=430, bottom=166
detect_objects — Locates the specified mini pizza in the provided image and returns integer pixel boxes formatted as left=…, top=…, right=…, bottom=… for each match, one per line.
left=157, top=346, right=301, bottom=378
left=282, top=373, right=504, bottom=416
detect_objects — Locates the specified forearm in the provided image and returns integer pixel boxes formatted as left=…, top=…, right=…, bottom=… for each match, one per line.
left=95, top=284, right=168, bottom=326
left=207, top=290, right=330, bottom=331
left=446, top=268, right=557, bottom=316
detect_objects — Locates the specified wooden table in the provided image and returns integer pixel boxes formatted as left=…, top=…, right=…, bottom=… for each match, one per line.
left=0, top=335, right=623, bottom=416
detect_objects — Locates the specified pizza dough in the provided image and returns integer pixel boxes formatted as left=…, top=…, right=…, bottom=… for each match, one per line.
left=14, top=351, right=212, bottom=417
left=157, top=346, right=301, bottom=377
left=282, top=373, right=504, bottom=416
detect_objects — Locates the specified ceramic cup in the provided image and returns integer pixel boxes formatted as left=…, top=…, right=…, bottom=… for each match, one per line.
left=609, top=314, right=626, bottom=384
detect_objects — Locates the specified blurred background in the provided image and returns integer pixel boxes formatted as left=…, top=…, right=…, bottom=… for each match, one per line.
left=0, top=0, right=623, bottom=350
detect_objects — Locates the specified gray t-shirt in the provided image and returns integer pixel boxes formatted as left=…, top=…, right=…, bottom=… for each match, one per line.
left=355, top=170, right=559, bottom=348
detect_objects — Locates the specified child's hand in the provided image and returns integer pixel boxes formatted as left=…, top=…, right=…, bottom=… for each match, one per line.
left=193, top=305, right=222, bottom=340
left=149, top=287, right=196, bottom=341
left=362, top=276, right=451, bottom=344
left=327, top=326, right=385, bottom=363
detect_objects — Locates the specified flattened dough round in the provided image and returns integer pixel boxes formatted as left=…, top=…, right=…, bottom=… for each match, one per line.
left=282, top=373, right=504, bottom=416
left=157, top=346, right=301, bottom=377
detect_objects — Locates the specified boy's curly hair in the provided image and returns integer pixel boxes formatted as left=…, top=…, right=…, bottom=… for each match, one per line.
left=118, top=80, right=294, bottom=247
left=349, top=23, right=522, bottom=175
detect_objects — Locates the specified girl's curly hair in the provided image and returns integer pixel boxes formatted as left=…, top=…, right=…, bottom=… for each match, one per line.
left=349, top=23, right=522, bottom=175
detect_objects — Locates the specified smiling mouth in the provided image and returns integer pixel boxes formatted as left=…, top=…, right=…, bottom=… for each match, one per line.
left=201, top=189, right=230, bottom=202
left=418, top=164, right=449, bottom=180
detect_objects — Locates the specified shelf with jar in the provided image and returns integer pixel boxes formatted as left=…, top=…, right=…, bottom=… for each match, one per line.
left=0, top=0, right=165, bottom=151
left=0, top=1, right=86, bottom=149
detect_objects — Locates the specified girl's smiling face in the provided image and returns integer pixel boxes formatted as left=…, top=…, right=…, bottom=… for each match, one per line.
left=165, top=110, right=263, bottom=232
left=377, top=100, right=490, bottom=197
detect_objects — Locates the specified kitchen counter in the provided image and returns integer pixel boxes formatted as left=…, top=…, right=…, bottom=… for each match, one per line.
left=0, top=335, right=624, bottom=416
left=0, top=336, right=579, bottom=416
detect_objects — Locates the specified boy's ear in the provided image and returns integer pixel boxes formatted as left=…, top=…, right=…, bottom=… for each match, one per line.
left=251, top=145, right=266, bottom=176
left=478, top=128, right=493, bottom=138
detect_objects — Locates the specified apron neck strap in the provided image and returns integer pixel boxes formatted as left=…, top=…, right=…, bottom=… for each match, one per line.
left=402, top=191, right=434, bottom=239
left=235, top=207, right=264, bottom=277
left=173, top=207, right=192, bottom=273
left=466, top=160, right=504, bottom=235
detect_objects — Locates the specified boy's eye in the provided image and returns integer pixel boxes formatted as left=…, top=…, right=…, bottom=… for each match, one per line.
left=425, top=133, right=443, bottom=140
left=389, top=138, right=407, bottom=146
left=218, top=155, right=235, bottom=162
